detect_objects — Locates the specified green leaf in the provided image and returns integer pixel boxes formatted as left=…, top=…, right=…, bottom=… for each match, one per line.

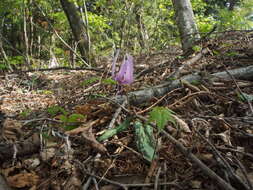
left=134, top=121, right=156, bottom=162
left=81, top=77, right=99, bottom=86
left=149, top=107, right=175, bottom=131
left=192, top=45, right=201, bottom=52
left=102, top=78, right=117, bottom=85
left=97, top=118, right=131, bottom=142
left=238, top=92, right=253, bottom=102
left=67, top=113, right=86, bottom=123
left=47, top=105, right=67, bottom=116
left=19, top=109, right=32, bottom=118
left=64, top=125, right=78, bottom=131
left=59, top=115, right=68, bottom=123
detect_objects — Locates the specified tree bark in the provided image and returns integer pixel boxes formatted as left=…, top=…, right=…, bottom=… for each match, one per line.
left=172, top=0, right=200, bottom=53
left=60, top=0, right=89, bottom=63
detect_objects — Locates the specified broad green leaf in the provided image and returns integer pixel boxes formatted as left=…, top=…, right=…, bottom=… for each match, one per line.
left=102, top=78, right=117, bottom=85
left=81, top=77, right=99, bottom=86
left=192, top=45, right=201, bottom=52
left=19, top=109, right=32, bottom=118
left=149, top=107, right=175, bottom=131
left=238, top=92, right=253, bottom=102
left=47, top=105, right=67, bottom=116
left=98, top=118, right=131, bottom=142
left=134, top=121, right=156, bottom=162
left=64, top=125, right=78, bottom=131
left=59, top=115, right=68, bottom=123
left=67, top=113, right=86, bottom=123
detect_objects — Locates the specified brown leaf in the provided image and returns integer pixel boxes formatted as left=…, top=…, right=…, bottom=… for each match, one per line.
left=173, top=115, right=191, bottom=133
left=7, top=172, right=39, bottom=188
left=81, top=127, right=107, bottom=154
left=75, top=100, right=113, bottom=120
left=2, top=119, right=22, bottom=141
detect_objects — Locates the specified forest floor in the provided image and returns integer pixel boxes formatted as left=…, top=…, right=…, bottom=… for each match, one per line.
left=0, top=30, right=253, bottom=190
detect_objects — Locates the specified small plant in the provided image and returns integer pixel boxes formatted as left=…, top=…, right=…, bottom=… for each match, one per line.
left=192, top=45, right=201, bottom=52
left=81, top=77, right=99, bottom=86
left=134, top=121, right=156, bottom=162
left=101, top=78, right=117, bottom=85
left=148, top=106, right=175, bottom=131
left=59, top=113, right=86, bottom=130
left=47, top=105, right=68, bottom=116
left=237, top=92, right=253, bottom=102
left=19, top=109, right=32, bottom=118
left=47, top=105, right=85, bottom=130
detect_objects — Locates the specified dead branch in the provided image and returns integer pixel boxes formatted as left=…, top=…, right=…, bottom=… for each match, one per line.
left=15, top=66, right=103, bottom=73
left=114, top=65, right=253, bottom=105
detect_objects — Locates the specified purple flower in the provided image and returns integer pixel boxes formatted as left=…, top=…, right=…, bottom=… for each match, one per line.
left=112, top=53, right=134, bottom=85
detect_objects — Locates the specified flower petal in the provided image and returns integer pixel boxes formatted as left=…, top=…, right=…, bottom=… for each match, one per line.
left=115, top=54, right=134, bottom=85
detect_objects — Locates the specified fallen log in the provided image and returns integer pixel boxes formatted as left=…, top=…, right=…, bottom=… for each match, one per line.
left=114, top=65, right=253, bottom=105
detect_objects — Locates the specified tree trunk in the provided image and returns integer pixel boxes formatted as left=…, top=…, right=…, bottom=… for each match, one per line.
left=23, top=5, right=31, bottom=68
left=60, top=0, right=89, bottom=63
left=172, top=0, right=200, bottom=53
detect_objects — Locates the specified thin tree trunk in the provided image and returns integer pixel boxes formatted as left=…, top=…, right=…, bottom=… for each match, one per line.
left=80, top=0, right=91, bottom=62
left=23, top=5, right=31, bottom=68
left=60, top=0, right=89, bottom=64
left=0, top=17, right=11, bottom=71
left=172, top=0, right=200, bottom=53
left=38, top=35, right=41, bottom=58
left=29, top=0, right=34, bottom=57
left=0, top=35, right=12, bottom=71
left=136, top=12, right=149, bottom=50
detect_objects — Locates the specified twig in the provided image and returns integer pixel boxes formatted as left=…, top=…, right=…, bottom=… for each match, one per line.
left=21, top=117, right=62, bottom=125
left=216, top=146, right=253, bottom=160
left=83, top=171, right=128, bottom=190
left=125, top=182, right=181, bottom=188
left=137, top=88, right=182, bottom=114
left=155, top=166, right=162, bottom=190
left=221, top=64, right=253, bottom=115
left=160, top=129, right=236, bottom=190
left=82, top=176, right=92, bottom=190
left=107, top=99, right=127, bottom=129
left=233, top=156, right=253, bottom=190
left=168, top=91, right=211, bottom=109
left=18, top=66, right=103, bottom=73
left=92, top=177, right=99, bottom=190
left=192, top=118, right=250, bottom=190
left=136, top=59, right=172, bottom=78
left=168, top=48, right=210, bottom=80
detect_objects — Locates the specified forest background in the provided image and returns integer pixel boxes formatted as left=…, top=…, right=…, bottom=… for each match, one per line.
left=1, top=1, right=253, bottom=189
left=0, top=0, right=253, bottom=70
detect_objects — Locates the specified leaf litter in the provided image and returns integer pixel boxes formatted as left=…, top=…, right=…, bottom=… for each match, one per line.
left=0, top=31, right=253, bottom=190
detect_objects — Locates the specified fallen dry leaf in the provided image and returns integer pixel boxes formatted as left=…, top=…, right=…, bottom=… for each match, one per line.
left=7, top=172, right=39, bottom=188
left=173, top=115, right=191, bottom=133
left=82, top=127, right=107, bottom=154
left=2, top=118, right=23, bottom=141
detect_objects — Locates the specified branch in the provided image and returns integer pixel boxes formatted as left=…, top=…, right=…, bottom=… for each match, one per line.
left=15, top=66, right=103, bottom=73
left=114, top=65, right=253, bottom=105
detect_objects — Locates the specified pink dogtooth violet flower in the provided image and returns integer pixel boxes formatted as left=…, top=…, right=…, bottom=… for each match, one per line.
left=112, top=52, right=134, bottom=85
